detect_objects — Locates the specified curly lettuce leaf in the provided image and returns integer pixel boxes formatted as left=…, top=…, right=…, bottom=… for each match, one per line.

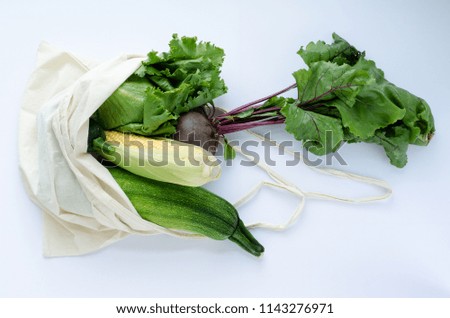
left=95, top=34, right=227, bottom=136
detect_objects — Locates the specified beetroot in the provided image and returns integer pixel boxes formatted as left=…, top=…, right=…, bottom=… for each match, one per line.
left=173, top=108, right=220, bottom=154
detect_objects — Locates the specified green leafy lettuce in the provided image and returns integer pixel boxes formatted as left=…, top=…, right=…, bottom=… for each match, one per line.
left=280, top=33, right=435, bottom=167
left=94, top=34, right=227, bottom=136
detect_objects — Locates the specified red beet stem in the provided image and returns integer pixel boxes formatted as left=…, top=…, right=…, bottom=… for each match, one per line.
left=216, top=83, right=296, bottom=118
left=217, top=118, right=285, bottom=135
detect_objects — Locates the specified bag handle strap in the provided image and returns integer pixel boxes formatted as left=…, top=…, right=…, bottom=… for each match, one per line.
left=231, top=131, right=392, bottom=231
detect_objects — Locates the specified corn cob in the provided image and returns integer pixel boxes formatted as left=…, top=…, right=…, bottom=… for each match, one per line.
left=91, top=129, right=221, bottom=187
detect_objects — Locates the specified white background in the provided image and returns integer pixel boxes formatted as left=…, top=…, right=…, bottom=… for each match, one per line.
left=1, top=0, right=450, bottom=297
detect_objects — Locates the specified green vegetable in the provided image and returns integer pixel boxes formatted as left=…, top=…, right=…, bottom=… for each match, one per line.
left=94, top=33, right=434, bottom=168
left=109, top=167, right=264, bottom=256
left=85, top=33, right=433, bottom=257
left=295, top=34, right=434, bottom=166
left=94, top=34, right=227, bottom=136
left=215, top=33, right=435, bottom=167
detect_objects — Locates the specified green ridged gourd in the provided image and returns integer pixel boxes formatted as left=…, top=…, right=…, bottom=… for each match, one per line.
left=109, top=167, right=264, bottom=256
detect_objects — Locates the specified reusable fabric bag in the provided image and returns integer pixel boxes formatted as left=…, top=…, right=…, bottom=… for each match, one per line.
left=19, top=43, right=392, bottom=257
left=18, top=43, right=183, bottom=256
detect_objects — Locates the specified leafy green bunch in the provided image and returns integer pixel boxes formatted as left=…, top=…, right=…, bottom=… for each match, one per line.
left=94, top=33, right=435, bottom=168
left=279, top=33, right=435, bottom=167
left=93, top=34, right=227, bottom=136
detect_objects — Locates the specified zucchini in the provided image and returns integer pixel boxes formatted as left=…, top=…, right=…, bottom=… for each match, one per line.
left=109, top=167, right=264, bottom=256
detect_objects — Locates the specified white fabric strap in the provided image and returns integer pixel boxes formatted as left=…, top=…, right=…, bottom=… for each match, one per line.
left=231, top=130, right=393, bottom=231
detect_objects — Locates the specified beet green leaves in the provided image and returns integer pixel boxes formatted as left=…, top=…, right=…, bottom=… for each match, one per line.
left=281, top=33, right=434, bottom=167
